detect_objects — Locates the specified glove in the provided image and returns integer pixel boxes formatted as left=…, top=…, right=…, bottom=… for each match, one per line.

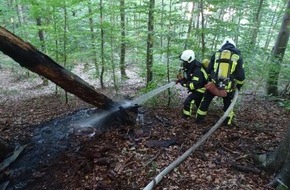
left=236, top=84, right=242, bottom=91
left=179, top=79, right=188, bottom=87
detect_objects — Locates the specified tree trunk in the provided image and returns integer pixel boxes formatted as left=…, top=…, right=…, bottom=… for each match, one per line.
left=88, top=1, right=99, bottom=77
left=166, top=0, right=172, bottom=107
left=255, top=123, right=290, bottom=189
left=184, top=2, right=195, bottom=50
left=0, top=26, right=114, bottom=109
left=62, top=3, right=69, bottom=104
left=36, top=17, right=49, bottom=86
left=100, top=0, right=105, bottom=88
left=263, top=1, right=285, bottom=50
left=120, top=0, right=127, bottom=78
left=250, top=0, right=264, bottom=47
left=267, top=0, right=290, bottom=96
left=200, top=0, right=205, bottom=58
left=146, top=0, right=155, bottom=85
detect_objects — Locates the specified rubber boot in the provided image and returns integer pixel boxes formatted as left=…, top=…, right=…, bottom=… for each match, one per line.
left=225, top=111, right=235, bottom=126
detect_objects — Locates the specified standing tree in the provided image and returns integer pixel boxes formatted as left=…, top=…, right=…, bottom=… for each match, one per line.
left=88, top=0, right=100, bottom=77
left=120, top=0, right=127, bottom=79
left=263, top=1, right=286, bottom=50
left=36, top=17, right=49, bottom=86
left=250, top=0, right=264, bottom=48
left=267, top=0, right=290, bottom=96
left=184, top=2, right=196, bottom=50
left=146, top=0, right=155, bottom=85
left=100, top=0, right=105, bottom=88
left=200, top=0, right=206, bottom=57
left=62, top=1, right=69, bottom=103
left=254, top=123, right=290, bottom=189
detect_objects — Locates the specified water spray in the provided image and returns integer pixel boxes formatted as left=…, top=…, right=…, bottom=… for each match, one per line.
left=71, top=81, right=176, bottom=136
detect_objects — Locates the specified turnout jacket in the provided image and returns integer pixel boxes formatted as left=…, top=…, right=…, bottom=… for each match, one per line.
left=182, top=60, right=208, bottom=93
left=207, top=43, right=245, bottom=91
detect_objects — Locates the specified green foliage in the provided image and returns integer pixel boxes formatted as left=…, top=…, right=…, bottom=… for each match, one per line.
left=139, top=81, right=158, bottom=94
left=277, top=98, right=290, bottom=110
left=0, top=0, right=289, bottom=98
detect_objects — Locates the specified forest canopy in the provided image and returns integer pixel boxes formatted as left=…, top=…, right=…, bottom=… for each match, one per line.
left=0, top=0, right=289, bottom=97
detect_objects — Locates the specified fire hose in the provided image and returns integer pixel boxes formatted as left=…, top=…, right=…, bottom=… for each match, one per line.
left=143, top=90, right=239, bottom=190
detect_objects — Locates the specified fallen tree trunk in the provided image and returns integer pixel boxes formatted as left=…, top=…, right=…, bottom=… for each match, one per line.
left=254, top=123, right=290, bottom=189
left=0, top=26, right=114, bottom=109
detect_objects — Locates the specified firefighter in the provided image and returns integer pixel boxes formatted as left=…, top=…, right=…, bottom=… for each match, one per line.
left=196, top=38, right=245, bottom=125
left=176, top=50, right=208, bottom=118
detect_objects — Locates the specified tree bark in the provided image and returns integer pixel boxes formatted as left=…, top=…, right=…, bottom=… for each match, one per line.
left=36, top=17, right=49, bottom=86
left=87, top=1, right=99, bottom=77
left=184, top=2, right=195, bottom=50
left=255, top=123, right=290, bottom=189
left=200, top=0, right=205, bottom=58
left=0, top=26, right=114, bottom=109
left=99, top=0, right=105, bottom=88
left=250, top=0, right=264, bottom=47
left=146, top=0, right=155, bottom=85
left=120, top=0, right=127, bottom=78
left=267, top=0, right=290, bottom=96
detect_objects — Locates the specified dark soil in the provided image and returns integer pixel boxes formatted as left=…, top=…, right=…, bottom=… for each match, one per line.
left=0, top=68, right=289, bottom=190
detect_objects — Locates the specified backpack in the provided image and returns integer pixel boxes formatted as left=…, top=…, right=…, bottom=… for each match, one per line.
left=212, top=49, right=239, bottom=90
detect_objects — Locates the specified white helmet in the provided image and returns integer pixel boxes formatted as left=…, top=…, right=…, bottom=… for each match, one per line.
left=221, top=38, right=236, bottom=48
left=180, top=50, right=195, bottom=63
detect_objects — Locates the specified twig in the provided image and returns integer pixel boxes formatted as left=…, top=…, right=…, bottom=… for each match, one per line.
left=154, top=115, right=170, bottom=129
left=230, top=162, right=261, bottom=174
left=0, top=181, right=9, bottom=190
left=142, top=150, right=162, bottom=168
left=218, top=142, right=240, bottom=154
left=155, top=115, right=164, bottom=125
left=114, top=154, right=134, bottom=174
left=0, top=145, right=27, bottom=172
left=235, top=154, right=251, bottom=161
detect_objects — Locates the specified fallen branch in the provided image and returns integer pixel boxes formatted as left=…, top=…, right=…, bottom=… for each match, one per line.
left=218, top=142, right=240, bottom=154
left=114, top=154, right=134, bottom=174
left=0, top=145, right=27, bottom=172
left=143, top=90, right=239, bottom=190
left=230, top=162, right=261, bottom=174
left=235, top=154, right=251, bottom=161
left=0, top=181, right=9, bottom=190
left=154, top=115, right=170, bottom=128
left=142, top=150, right=162, bottom=168
left=146, top=139, right=177, bottom=148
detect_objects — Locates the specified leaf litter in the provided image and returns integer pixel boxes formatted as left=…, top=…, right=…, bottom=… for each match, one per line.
left=0, top=68, right=289, bottom=190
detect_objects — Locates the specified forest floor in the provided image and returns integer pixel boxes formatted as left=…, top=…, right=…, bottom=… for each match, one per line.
left=0, top=66, right=290, bottom=190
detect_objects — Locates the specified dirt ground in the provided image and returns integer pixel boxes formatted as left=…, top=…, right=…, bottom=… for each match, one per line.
left=0, top=67, right=290, bottom=190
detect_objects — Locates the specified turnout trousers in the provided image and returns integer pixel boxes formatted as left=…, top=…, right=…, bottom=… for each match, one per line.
left=196, top=90, right=235, bottom=125
left=183, top=91, right=204, bottom=117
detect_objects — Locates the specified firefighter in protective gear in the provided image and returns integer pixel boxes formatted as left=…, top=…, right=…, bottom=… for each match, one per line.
left=196, top=38, right=245, bottom=125
left=177, top=50, right=208, bottom=118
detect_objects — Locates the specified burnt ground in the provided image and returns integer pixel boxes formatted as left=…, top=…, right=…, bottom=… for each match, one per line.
left=0, top=68, right=290, bottom=190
